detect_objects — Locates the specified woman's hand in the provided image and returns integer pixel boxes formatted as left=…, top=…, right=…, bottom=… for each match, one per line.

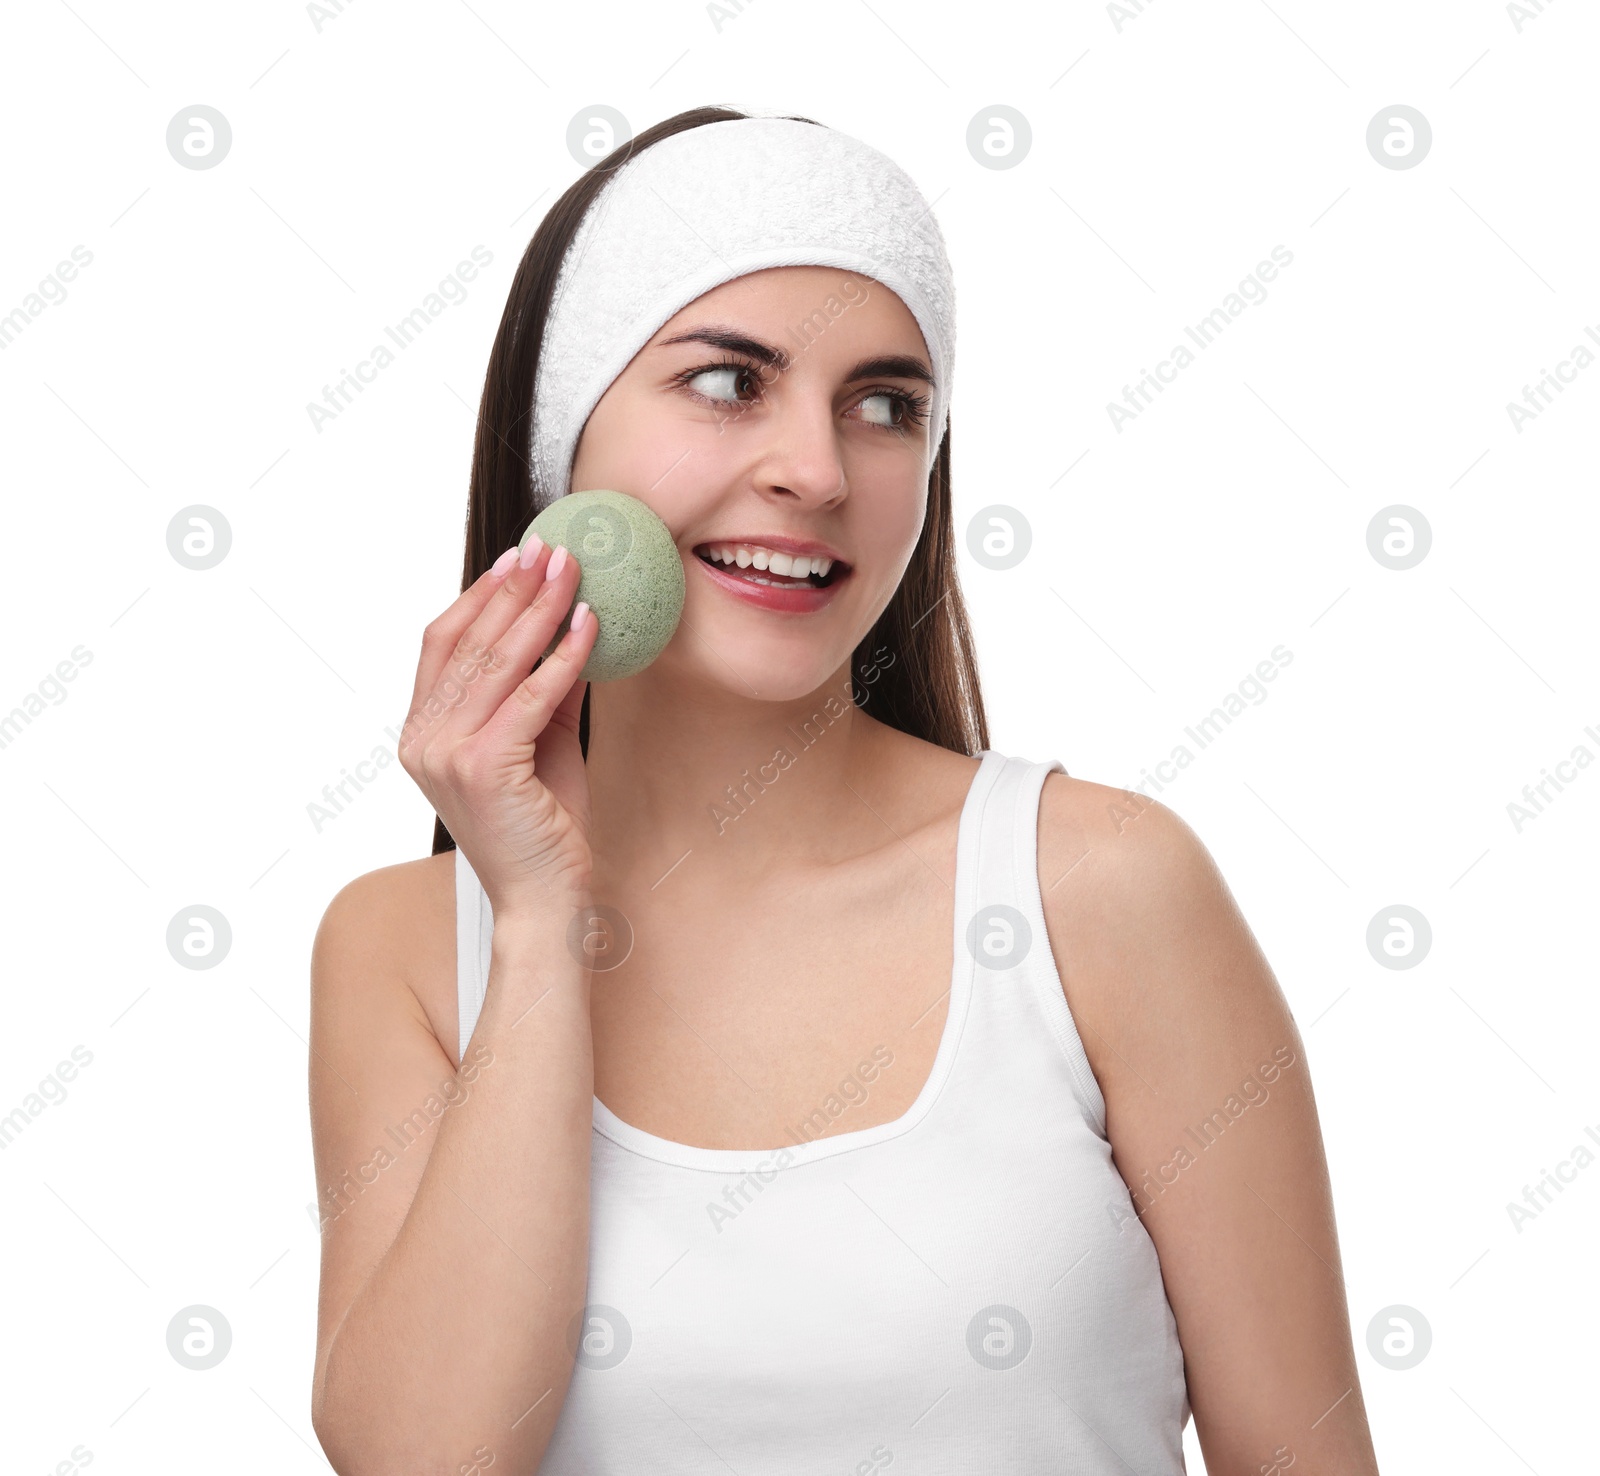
left=399, top=538, right=598, bottom=922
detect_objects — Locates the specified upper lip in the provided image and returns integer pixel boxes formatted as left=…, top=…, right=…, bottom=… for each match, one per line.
left=691, top=534, right=850, bottom=567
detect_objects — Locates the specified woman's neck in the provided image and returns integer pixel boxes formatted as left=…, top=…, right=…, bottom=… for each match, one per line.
left=584, top=664, right=890, bottom=886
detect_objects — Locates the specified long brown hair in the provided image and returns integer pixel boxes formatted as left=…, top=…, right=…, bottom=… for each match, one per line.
left=431, top=106, right=988, bottom=856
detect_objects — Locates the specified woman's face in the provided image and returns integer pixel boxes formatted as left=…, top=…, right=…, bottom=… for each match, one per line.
left=567, top=265, right=936, bottom=701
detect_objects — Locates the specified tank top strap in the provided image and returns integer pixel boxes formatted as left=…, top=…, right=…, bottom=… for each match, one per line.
left=962, top=750, right=1110, bottom=1137
left=968, top=746, right=1060, bottom=860
left=964, top=750, right=1067, bottom=930
left=455, top=845, right=491, bottom=1068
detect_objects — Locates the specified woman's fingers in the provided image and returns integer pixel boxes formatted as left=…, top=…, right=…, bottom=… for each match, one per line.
left=409, top=545, right=524, bottom=718
left=406, top=539, right=553, bottom=746
left=395, top=528, right=601, bottom=919
left=475, top=592, right=598, bottom=760
left=442, top=549, right=593, bottom=735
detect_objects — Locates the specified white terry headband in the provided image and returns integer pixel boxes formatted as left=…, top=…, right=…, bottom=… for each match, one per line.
left=529, top=115, right=956, bottom=505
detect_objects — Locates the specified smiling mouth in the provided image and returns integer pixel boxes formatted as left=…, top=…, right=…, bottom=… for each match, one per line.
left=691, top=545, right=850, bottom=589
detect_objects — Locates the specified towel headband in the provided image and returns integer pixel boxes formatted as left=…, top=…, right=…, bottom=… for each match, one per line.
left=529, top=115, right=956, bottom=505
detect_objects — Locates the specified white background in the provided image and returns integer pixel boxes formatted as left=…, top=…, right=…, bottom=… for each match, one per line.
left=2, top=1, right=1595, bottom=1471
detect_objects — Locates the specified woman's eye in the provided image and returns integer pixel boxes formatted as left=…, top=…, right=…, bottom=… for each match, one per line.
left=857, top=392, right=901, bottom=427
left=679, top=366, right=919, bottom=433
left=686, top=366, right=748, bottom=403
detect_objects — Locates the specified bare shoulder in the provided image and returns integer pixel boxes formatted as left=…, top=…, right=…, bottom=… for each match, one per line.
left=1034, top=771, right=1378, bottom=1473
left=312, top=850, right=459, bottom=1060
left=1034, top=772, right=1295, bottom=1104
left=860, top=723, right=985, bottom=836
left=306, top=850, right=460, bottom=1416
left=1035, top=773, right=1232, bottom=963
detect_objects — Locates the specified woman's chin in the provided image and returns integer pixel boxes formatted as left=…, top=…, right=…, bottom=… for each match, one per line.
left=651, top=639, right=857, bottom=707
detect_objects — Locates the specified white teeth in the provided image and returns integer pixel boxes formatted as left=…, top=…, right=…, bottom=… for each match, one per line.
left=699, top=543, right=836, bottom=579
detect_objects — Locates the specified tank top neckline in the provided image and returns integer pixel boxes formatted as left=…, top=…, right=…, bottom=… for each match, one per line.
left=589, top=747, right=1004, bottom=1174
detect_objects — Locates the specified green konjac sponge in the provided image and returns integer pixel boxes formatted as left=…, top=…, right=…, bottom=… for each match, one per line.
left=519, top=488, right=686, bottom=683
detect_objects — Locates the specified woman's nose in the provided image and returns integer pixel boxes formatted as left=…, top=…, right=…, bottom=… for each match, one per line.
left=746, top=393, right=850, bottom=506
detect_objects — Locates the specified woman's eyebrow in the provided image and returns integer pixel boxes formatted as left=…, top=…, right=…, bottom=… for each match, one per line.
left=654, top=326, right=935, bottom=388
left=846, top=353, right=935, bottom=388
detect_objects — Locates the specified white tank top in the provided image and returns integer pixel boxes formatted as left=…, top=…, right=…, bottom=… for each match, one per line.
left=455, top=749, right=1191, bottom=1472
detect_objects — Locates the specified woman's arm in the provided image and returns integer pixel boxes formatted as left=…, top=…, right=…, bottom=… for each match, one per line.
left=1038, top=776, right=1381, bottom=1476
left=308, top=861, right=595, bottom=1475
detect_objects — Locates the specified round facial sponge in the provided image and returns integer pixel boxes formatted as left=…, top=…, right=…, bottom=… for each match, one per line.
left=519, top=488, right=686, bottom=683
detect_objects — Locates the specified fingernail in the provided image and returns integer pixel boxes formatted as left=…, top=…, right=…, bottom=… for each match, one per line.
left=548, top=544, right=569, bottom=580
left=518, top=533, right=544, bottom=571
left=491, top=547, right=519, bottom=578
left=571, top=601, right=590, bottom=633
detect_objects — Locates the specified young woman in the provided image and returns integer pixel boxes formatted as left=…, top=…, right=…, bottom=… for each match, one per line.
left=308, top=108, right=1381, bottom=1474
